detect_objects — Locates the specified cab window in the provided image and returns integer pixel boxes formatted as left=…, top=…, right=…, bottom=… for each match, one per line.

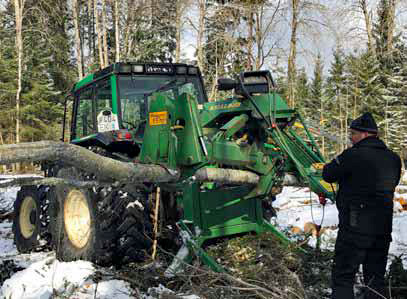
left=75, top=88, right=94, bottom=139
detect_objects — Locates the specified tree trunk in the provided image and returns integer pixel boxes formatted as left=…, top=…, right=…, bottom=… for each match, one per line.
left=246, top=4, right=254, bottom=70
left=386, top=0, right=397, bottom=53
left=114, top=0, right=120, bottom=62
left=320, top=98, right=325, bottom=156
left=254, top=9, right=262, bottom=70
left=197, top=0, right=205, bottom=72
left=88, top=0, right=95, bottom=65
left=175, top=0, right=182, bottom=63
left=95, top=0, right=105, bottom=68
left=14, top=0, right=25, bottom=146
left=287, top=0, right=299, bottom=108
left=102, top=0, right=109, bottom=66
left=123, top=0, right=135, bottom=60
left=359, top=0, right=375, bottom=54
left=14, top=0, right=25, bottom=173
left=0, top=141, right=262, bottom=186
left=73, top=0, right=84, bottom=79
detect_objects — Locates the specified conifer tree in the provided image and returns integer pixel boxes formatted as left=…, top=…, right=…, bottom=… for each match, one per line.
left=325, top=48, right=347, bottom=152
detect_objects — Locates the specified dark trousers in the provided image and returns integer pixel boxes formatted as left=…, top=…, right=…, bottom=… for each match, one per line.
left=331, top=229, right=391, bottom=299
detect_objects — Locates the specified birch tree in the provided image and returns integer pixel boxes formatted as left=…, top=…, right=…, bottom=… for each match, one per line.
left=287, top=0, right=299, bottom=108
left=359, top=0, right=375, bottom=54
left=114, top=0, right=120, bottom=62
left=102, top=0, right=109, bottom=66
left=94, top=0, right=105, bottom=68
left=175, top=0, right=190, bottom=63
left=14, top=0, right=25, bottom=145
left=72, top=0, right=84, bottom=79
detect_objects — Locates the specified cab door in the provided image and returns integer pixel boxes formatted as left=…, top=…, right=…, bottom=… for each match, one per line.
left=73, top=87, right=95, bottom=140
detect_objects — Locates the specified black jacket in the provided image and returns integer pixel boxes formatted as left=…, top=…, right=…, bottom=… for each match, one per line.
left=323, top=136, right=401, bottom=236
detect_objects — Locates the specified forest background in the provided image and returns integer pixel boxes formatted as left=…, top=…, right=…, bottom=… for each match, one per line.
left=0, top=0, right=406, bottom=166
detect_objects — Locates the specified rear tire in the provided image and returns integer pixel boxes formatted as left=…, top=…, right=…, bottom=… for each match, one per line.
left=13, top=185, right=50, bottom=253
left=50, top=167, right=153, bottom=265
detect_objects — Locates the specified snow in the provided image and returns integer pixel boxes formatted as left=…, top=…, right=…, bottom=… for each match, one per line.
left=273, top=186, right=407, bottom=261
left=1, top=258, right=136, bottom=299
left=1, top=179, right=407, bottom=298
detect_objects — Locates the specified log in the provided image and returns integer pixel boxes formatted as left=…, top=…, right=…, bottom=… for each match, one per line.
left=0, top=177, right=102, bottom=189
left=194, top=168, right=260, bottom=185
left=0, top=142, right=263, bottom=186
left=0, top=141, right=179, bottom=183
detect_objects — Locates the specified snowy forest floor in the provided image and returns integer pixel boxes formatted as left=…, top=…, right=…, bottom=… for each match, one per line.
left=1, top=176, right=407, bottom=298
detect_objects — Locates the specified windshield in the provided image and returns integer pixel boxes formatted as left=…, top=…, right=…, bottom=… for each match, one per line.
left=118, top=75, right=206, bottom=130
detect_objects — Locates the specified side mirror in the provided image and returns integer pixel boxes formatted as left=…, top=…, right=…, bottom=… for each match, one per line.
left=217, top=78, right=237, bottom=91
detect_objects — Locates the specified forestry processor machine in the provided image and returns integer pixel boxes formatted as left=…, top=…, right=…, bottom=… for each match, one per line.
left=5, top=62, right=336, bottom=273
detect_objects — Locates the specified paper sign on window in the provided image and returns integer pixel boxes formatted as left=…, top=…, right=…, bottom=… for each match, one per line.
left=97, top=110, right=119, bottom=132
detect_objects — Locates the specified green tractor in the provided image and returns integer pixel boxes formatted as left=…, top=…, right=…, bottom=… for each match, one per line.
left=10, top=62, right=335, bottom=272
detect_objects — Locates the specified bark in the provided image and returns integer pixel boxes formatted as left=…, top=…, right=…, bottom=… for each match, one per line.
left=114, top=0, right=120, bottom=62
left=359, top=0, right=375, bottom=54
left=196, top=0, right=205, bottom=72
left=0, top=142, right=263, bottom=186
left=73, top=0, right=84, bottom=79
left=175, top=0, right=182, bottom=63
left=94, top=0, right=105, bottom=68
left=0, top=141, right=179, bottom=183
left=386, top=0, right=397, bottom=53
left=194, top=168, right=259, bottom=185
left=102, top=0, right=109, bottom=66
left=254, top=9, right=261, bottom=70
left=123, top=0, right=135, bottom=60
left=14, top=0, right=25, bottom=145
left=246, top=4, right=254, bottom=70
left=0, top=177, right=102, bottom=188
left=88, top=0, right=95, bottom=64
left=320, top=98, right=325, bottom=156
left=287, top=0, right=299, bottom=108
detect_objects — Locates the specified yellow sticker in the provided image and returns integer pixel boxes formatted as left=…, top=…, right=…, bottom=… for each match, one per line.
left=149, top=111, right=168, bottom=126
left=312, top=163, right=325, bottom=170
left=319, top=180, right=337, bottom=192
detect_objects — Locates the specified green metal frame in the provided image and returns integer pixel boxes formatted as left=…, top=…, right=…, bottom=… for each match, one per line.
left=68, top=65, right=335, bottom=272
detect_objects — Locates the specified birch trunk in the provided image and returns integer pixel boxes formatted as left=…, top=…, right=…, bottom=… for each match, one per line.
left=114, top=0, right=120, bottom=62
left=320, top=98, right=325, bottom=156
left=73, top=0, right=84, bottom=79
left=88, top=0, right=95, bottom=64
left=102, top=0, right=109, bottom=66
left=175, top=0, right=182, bottom=63
left=123, top=0, right=135, bottom=60
left=359, top=0, right=375, bottom=54
left=287, top=0, right=299, bottom=108
left=94, top=0, right=105, bottom=68
left=14, top=0, right=25, bottom=172
left=246, top=4, right=253, bottom=70
left=386, top=0, right=397, bottom=53
left=254, top=9, right=262, bottom=70
left=196, top=0, right=205, bottom=72
left=14, top=0, right=25, bottom=146
left=0, top=141, right=261, bottom=186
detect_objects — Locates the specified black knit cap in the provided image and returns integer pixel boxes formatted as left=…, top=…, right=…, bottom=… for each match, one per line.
left=350, top=112, right=378, bottom=133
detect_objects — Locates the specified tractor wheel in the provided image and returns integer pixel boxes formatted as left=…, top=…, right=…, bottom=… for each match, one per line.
left=13, top=185, right=51, bottom=253
left=50, top=181, right=115, bottom=265
left=116, top=185, right=153, bottom=264
left=50, top=167, right=153, bottom=265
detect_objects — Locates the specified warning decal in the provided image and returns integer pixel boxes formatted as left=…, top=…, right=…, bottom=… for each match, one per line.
left=149, top=111, right=168, bottom=126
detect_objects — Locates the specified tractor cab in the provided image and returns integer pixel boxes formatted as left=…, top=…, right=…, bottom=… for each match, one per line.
left=64, top=62, right=207, bottom=158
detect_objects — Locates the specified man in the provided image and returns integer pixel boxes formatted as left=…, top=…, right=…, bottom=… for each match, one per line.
left=322, top=112, right=401, bottom=299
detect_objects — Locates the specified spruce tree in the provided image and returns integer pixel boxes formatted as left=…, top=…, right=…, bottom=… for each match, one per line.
left=325, top=47, right=348, bottom=153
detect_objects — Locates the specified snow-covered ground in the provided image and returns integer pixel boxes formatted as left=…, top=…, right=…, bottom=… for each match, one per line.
left=1, top=176, right=407, bottom=298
